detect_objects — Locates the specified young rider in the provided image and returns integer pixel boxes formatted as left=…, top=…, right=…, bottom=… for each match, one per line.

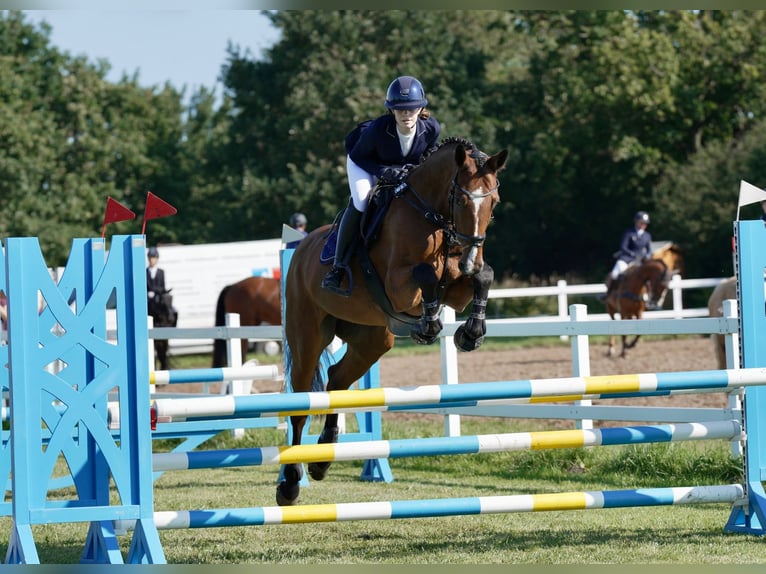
left=321, top=75, right=441, bottom=296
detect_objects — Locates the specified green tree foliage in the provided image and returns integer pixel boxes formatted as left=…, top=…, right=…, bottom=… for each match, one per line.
left=0, top=12, right=194, bottom=264
left=3, top=10, right=766, bottom=283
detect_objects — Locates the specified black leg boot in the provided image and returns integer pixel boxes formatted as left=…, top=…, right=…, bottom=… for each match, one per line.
left=321, top=201, right=363, bottom=297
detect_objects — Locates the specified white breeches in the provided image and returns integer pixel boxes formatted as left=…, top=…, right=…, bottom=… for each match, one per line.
left=610, top=259, right=629, bottom=280
left=347, top=156, right=375, bottom=211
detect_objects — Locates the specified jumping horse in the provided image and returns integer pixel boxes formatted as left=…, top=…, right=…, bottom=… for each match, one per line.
left=148, top=288, right=177, bottom=370
left=280, top=137, right=508, bottom=506
left=604, top=258, right=673, bottom=358
left=212, top=276, right=282, bottom=368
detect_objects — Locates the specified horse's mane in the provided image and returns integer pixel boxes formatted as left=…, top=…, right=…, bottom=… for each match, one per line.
left=420, top=136, right=482, bottom=165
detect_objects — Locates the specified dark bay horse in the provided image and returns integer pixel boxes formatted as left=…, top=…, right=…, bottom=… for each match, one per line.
left=212, top=276, right=282, bottom=367
left=148, top=288, right=177, bottom=370
left=279, top=137, right=508, bottom=506
left=605, top=258, right=672, bottom=358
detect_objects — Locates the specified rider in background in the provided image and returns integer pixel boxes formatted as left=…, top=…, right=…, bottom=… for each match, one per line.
left=285, top=212, right=308, bottom=249
left=600, top=210, right=653, bottom=301
left=321, top=75, right=441, bottom=296
left=146, top=246, right=166, bottom=306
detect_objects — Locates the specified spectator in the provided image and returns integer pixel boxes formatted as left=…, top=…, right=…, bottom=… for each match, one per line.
left=286, top=212, right=308, bottom=249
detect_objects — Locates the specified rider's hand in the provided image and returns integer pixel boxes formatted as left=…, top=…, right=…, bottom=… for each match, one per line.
left=380, top=167, right=407, bottom=183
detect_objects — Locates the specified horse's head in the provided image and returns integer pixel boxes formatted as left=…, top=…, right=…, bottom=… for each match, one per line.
left=448, top=142, right=508, bottom=275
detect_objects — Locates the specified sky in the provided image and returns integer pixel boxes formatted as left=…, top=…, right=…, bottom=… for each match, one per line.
left=22, top=10, right=281, bottom=101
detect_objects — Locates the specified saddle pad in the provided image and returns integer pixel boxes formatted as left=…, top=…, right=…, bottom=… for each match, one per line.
left=319, top=228, right=337, bottom=265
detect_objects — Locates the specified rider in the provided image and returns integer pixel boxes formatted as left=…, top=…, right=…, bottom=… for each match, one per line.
left=321, top=75, right=441, bottom=296
left=600, top=210, right=653, bottom=301
left=146, top=246, right=166, bottom=305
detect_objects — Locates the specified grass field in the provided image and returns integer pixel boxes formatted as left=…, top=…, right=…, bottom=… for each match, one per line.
left=4, top=413, right=765, bottom=565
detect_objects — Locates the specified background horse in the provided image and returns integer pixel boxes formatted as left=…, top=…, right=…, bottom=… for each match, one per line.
left=148, top=288, right=177, bottom=370
left=651, top=242, right=684, bottom=277
left=212, top=276, right=282, bottom=367
left=279, top=137, right=508, bottom=506
left=605, top=258, right=672, bottom=358
left=707, top=275, right=736, bottom=369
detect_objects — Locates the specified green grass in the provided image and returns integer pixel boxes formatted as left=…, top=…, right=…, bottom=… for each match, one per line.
left=4, top=416, right=763, bottom=564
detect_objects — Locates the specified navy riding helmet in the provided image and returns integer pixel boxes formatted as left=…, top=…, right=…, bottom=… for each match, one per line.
left=634, top=210, right=650, bottom=224
left=289, top=212, right=307, bottom=227
left=384, top=76, right=428, bottom=110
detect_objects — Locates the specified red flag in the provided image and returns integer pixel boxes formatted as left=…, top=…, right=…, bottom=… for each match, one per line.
left=101, top=196, right=136, bottom=238
left=141, top=191, right=177, bottom=234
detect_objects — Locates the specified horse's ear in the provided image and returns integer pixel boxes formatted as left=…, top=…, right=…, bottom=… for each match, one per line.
left=486, top=149, right=509, bottom=173
left=454, top=144, right=468, bottom=168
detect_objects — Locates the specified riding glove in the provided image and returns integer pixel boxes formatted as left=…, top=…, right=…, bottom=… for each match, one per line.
left=379, top=167, right=407, bottom=183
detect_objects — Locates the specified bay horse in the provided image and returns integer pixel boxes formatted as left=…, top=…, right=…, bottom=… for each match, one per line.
left=279, top=137, right=508, bottom=506
left=148, top=288, right=177, bottom=370
left=605, top=258, right=673, bottom=358
left=707, top=276, right=736, bottom=369
left=212, top=276, right=282, bottom=368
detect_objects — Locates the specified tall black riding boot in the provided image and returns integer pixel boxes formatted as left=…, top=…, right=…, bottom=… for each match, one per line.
left=321, top=201, right=363, bottom=297
left=598, top=276, right=614, bottom=302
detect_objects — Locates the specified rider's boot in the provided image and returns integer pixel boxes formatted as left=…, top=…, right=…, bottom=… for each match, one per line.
left=598, top=276, right=614, bottom=302
left=321, top=200, right=363, bottom=297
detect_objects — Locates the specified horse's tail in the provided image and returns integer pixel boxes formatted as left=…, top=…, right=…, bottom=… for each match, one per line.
left=212, top=285, right=231, bottom=368
left=282, top=340, right=329, bottom=394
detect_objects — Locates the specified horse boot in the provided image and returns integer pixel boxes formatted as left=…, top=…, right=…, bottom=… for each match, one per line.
left=321, top=200, right=363, bottom=297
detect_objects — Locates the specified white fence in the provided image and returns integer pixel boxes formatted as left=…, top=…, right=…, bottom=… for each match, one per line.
left=152, top=274, right=728, bottom=356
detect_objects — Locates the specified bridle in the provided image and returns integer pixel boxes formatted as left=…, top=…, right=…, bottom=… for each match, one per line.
left=394, top=149, right=499, bottom=250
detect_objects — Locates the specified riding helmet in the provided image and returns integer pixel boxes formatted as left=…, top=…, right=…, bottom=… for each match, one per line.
left=147, top=246, right=159, bottom=258
left=634, top=211, right=650, bottom=224
left=289, top=212, right=307, bottom=227
left=384, top=76, right=428, bottom=110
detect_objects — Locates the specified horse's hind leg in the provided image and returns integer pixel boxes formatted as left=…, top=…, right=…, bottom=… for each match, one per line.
left=277, top=314, right=333, bottom=506
left=308, top=326, right=393, bottom=481
left=454, top=264, right=493, bottom=352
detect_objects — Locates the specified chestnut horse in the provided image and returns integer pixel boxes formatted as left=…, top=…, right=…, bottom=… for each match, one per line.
left=212, top=276, right=281, bottom=367
left=605, top=258, right=673, bottom=358
left=707, top=276, right=736, bottom=369
left=279, top=137, right=508, bottom=505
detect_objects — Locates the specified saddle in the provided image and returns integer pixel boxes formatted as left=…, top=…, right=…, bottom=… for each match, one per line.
left=320, top=181, right=421, bottom=336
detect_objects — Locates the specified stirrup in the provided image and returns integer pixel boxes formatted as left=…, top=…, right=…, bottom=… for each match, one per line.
left=322, top=266, right=352, bottom=297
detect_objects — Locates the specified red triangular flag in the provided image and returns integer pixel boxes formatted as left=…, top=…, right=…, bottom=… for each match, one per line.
left=101, top=196, right=136, bottom=238
left=141, top=191, right=177, bottom=234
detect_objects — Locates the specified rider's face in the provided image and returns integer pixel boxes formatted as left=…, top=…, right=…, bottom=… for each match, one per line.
left=393, top=108, right=421, bottom=133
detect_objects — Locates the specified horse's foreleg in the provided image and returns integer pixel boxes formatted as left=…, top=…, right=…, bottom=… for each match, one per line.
left=410, top=263, right=443, bottom=345
left=454, top=264, right=493, bottom=352
left=307, top=413, right=340, bottom=481
left=625, top=335, right=641, bottom=350
left=276, top=414, right=308, bottom=506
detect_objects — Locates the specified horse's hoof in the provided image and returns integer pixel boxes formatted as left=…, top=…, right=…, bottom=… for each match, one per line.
left=454, top=326, right=483, bottom=352
left=276, top=481, right=300, bottom=506
left=409, top=329, right=438, bottom=345
left=308, top=461, right=331, bottom=481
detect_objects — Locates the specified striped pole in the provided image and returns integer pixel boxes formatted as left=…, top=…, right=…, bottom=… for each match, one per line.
left=152, top=420, right=740, bottom=472
left=113, top=484, right=744, bottom=531
left=152, top=367, right=766, bottom=421
left=149, top=364, right=281, bottom=385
